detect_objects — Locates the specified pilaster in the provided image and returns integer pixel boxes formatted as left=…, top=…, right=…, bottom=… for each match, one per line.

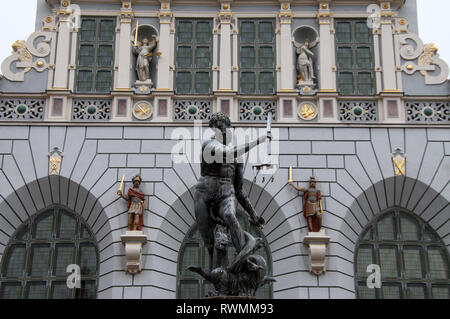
left=278, top=1, right=295, bottom=92
left=317, top=2, right=336, bottom=93
left=379, top=1, right=399, bottom=92
left=156, top=1, right=174, bottom=92
left=53, top=0, right=73, bottom=90
left=217, top=1, right=233, bottom=92
left=115, top=1, right=134, bottom=90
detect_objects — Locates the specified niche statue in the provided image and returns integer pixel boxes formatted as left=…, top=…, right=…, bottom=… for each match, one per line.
left=190, top=112, right=276, bottom=298
left=133, top=35, right=159, bottom=83
left=293, top=39, right=316, bottom=83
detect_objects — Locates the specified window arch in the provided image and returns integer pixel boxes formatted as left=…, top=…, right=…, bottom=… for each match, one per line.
left=355, top=208, right=449, bottom=299
left=177, top=209, right=274, bottom=299
left=0, top=206, right=99, bottom=299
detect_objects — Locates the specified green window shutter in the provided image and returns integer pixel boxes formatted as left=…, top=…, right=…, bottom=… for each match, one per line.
left=335, top=19, right=374, bottom=95
left=239, top=19, right=275, bottom=95
left=175, top=19, right=212, bottom=94
left=76, top=17, right=116, bottom=93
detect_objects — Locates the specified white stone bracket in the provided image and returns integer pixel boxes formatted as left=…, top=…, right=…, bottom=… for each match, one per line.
left=120, top=230, right=148, bottom=274
left=303, top=230, right=331, bottom=276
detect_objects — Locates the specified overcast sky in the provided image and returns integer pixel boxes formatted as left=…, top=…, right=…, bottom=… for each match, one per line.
left=0, top=0, right=449, bottom=75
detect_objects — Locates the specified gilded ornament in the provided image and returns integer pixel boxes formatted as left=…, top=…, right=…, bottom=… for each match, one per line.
left=12, top=40, right=32, bottom=73
left=418, top=43, right=439, bottom=77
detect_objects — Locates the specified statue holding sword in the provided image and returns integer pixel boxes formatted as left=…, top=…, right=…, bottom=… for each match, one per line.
left=117, top=174, right=146, bottom=231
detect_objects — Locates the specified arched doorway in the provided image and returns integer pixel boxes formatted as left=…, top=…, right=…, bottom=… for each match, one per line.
left=0, top=206, right=99, bottom=299
left=355, top=208, right=449, bottom=299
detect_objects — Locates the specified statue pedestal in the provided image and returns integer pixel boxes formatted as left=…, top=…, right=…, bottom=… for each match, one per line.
left=134, top=80, right=153, bottom=95
left=120, top=230, right=148, bottom=274
left=303, top=230, right=330, bottom=276
left=297, top=80, right=317, bottom=96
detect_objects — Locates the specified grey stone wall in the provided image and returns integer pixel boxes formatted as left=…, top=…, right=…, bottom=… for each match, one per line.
left=0, top=125, right=448, bottom=299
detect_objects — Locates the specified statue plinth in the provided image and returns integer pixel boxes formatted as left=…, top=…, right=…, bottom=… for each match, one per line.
left=134, top=80, right=153, bottom=95
left=303, top=229, right=330, bottom=276
left=297, top=80, right=317, bottom=96
left=120, top=230, right=148, bottom=274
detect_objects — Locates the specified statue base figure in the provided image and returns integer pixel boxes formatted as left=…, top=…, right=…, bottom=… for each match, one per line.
left=303, top=229, right=330, bottom=276
left=297, top=80, right=317, bottom=96
left=134, top=80, right=154, bottom=95
left=120, top=230, right=148, bottom=274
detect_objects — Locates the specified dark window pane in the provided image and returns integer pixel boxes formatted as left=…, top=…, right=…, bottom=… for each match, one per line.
left=4, top=244, right=26, bottom=277
left=357, top=281, right=376, bottom=299
left=79, top=45, right=95, bottom=67
left=356, top=245, right=374, bottom=277
left=79, top=243, right=97, bottom=276
left=400, top=214, right=420, bottom=241
left=355, top=22, right=371, bottom=44
left=99, top=19, right=115, bottom=42
left=240, top=46, right=256, bottom=68
left=240, top=72, right=256, bottom=94
left=428, top=247, right=448, bottom=280
left=337, top=47, right=353, bottom=69
left=338, top=72, right=354, bottom=95
left=76, top=280, right=97, bottom=299
left=336, top=22, right=351, bottom=43
left=382, top=283, right=402, bottom=299
left=54, top=244, right=75, bottom=276
left=356, top=47, right=372, bottom=69
left=403, top=246, right=424, bottom=279
left=95, top=70, right=112, bottom=92
left=33, top=212, right=54, bottom=240
left=178, top=46, right=192, bottom=68
left=26, top=282, right=47, bottom=299
left=258, top=21, right=274, bottom=44
left=80, top=19, right=96, bottom=42
left=407, top=284, right=427, bottom=299
left=177, top=21, right=193, bottom=43
left=377, top=214, right=396, bottom=240
left=179, top=280, right=200, bottom=299
left=176, top=71, right=192, bottom=94
left=51, top=281, right=73, bottom=299
left=0, top=282, right=22, bottom=299
left=58, top=213, right=77, bottom=239
left=379, top=245, right=399, bottom=278
left=29, top=244, right=51, bottom=277
left=357, top=72, right=373, bottom=95
left=259, top=71, right=274, bottom=94
left=195, top=47, right=210, bottom=68
left=259, top=46, right=274, bottom=68
left=181, top=244, right=199, bottom=277
left=194, top=72, right=210, bottom=94
left=77, top=70, right=93, bottom=92
left=98, top=45, right=114, bottom=67
left=432, top=285, right=449, bottom=299
left=196, top=21, right=211, bottom=44
left=240, top=21, right=256, bottom=43
left=80, top=224, right=92, bottom=239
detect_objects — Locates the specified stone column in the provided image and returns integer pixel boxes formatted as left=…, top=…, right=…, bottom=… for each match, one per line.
left=278, top=1, right=295, bottom=92
left=115, top=1, right=134, bottom=90
left=218, top=1, right=233, bottom=92
left=317, top=2, right=336, bottom=92
left=156, top=2, right=173, bottom=91
left=53, top=0, right=73, bottom=89
left=379, top=1, right=398, bottom=92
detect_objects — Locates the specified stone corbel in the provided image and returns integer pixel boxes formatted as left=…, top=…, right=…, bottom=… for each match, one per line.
left=120, top=231, right=148, bottom=274
left=303, top=230, right=330, bottom=276
left=1, top=32, right=52, bottom=82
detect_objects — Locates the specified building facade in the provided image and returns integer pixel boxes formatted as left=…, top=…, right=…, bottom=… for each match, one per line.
left=0, top=0, right=448, bottom=299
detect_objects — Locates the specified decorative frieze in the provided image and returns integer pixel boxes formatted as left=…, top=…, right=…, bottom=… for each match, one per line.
left=405, top=102, right=450, bottom=122
left=238, top=101, right=277, bottom=122
left=338, top=101, right=378, bottom=122
left=173, top=100, right=212, bottom=121
left=72, top=99, right=112, bottom=121
left=0, top=98, right=45, bottom=121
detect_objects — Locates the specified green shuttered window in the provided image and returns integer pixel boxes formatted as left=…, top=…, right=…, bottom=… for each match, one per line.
left=239, top=19, right=276, bottom=95
left=355, top=209, right=450, bottom=299
left=335, top=20, right=375, bottom=95
left=175, top=19, right=213, bottom=95
left=76, top=17, right=116, bottom=93
left=0, top=207, right=98, bottom=299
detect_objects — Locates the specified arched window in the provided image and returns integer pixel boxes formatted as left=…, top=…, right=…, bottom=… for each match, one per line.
left=355, top=208, right=449, bottom=299
left=0, top=206, right=99, bottom=299
left=177, top=210, right=274, bottom=299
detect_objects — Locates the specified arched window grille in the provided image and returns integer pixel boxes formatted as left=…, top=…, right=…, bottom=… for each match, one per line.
left=0, top=206, right=99, bottom=299
left=355, top=208, right=449, bottom=299
left=177, top=209, right=273, bottom=299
